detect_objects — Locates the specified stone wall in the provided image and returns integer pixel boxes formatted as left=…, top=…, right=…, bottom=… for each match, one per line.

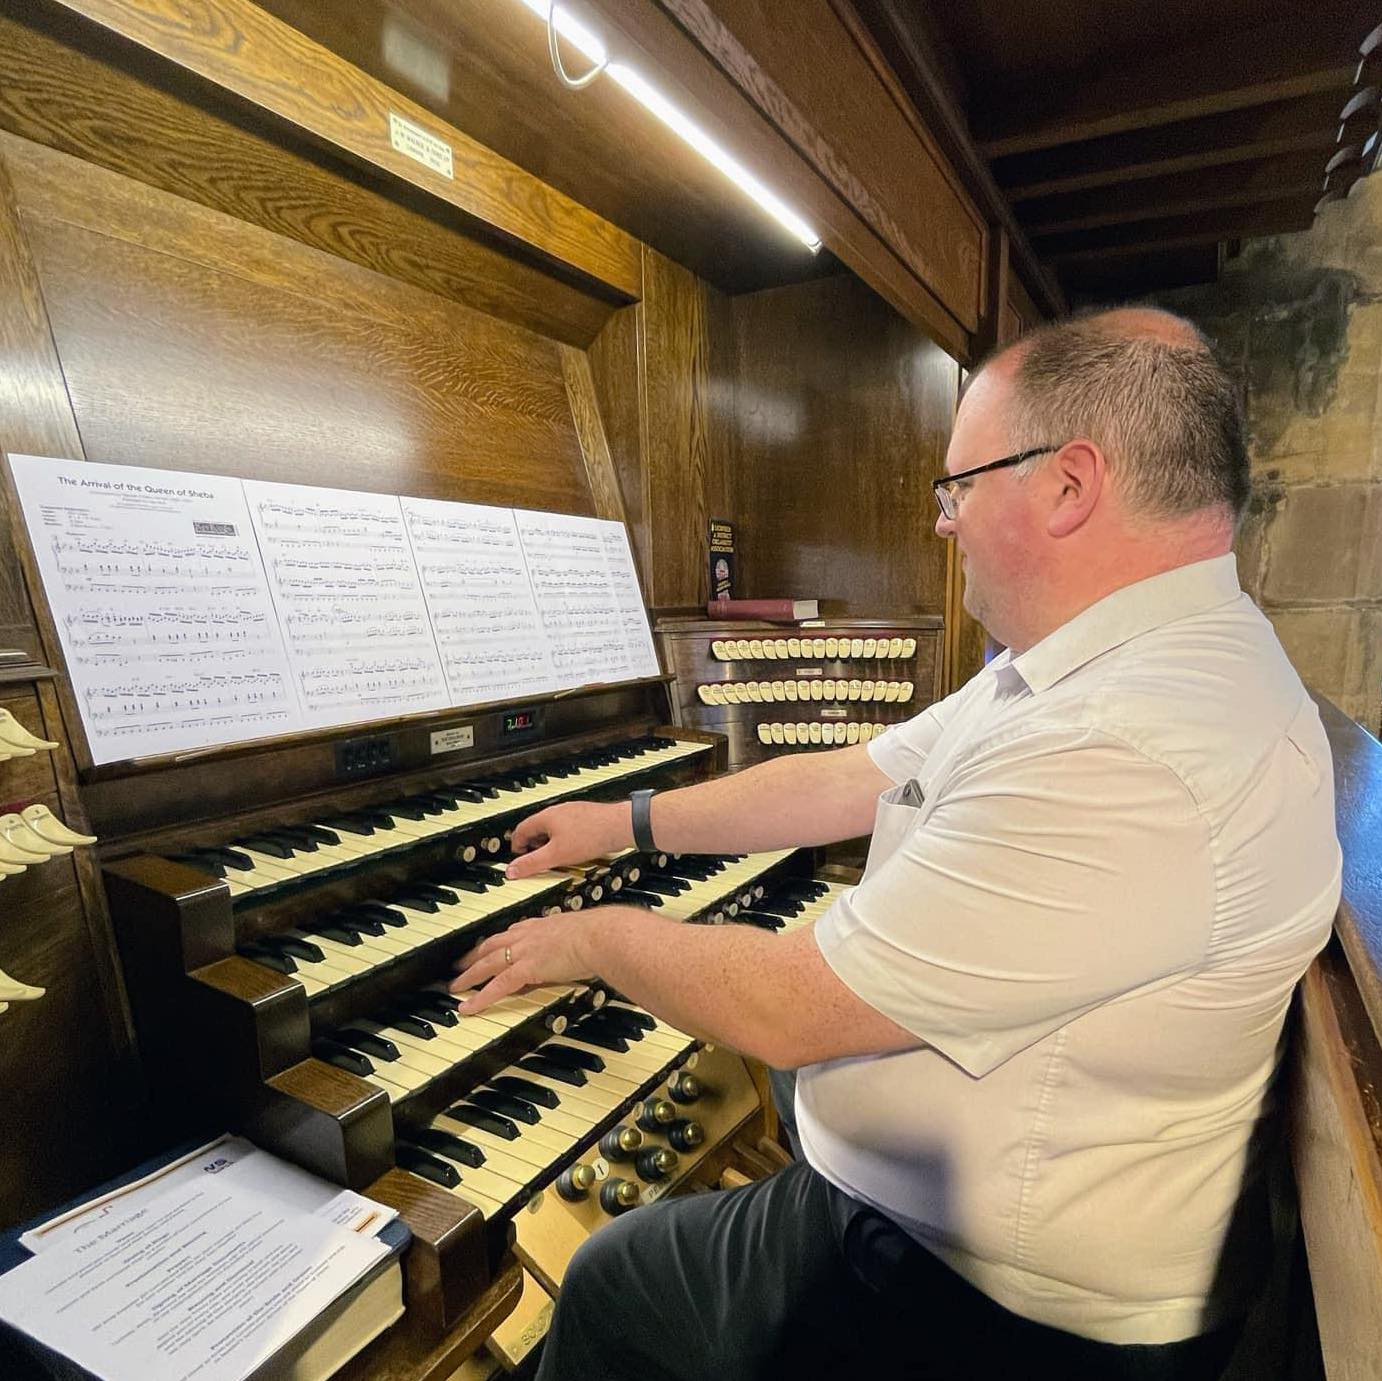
left=1154, top=177, right=1382, bottom=733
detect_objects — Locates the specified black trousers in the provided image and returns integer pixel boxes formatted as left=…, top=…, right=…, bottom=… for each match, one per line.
left=534, top=1161, right=1240, bottom=1381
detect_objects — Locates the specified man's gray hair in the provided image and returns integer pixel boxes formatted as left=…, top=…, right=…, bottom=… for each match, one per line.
left=1002, top=310, right=1250, bottom=520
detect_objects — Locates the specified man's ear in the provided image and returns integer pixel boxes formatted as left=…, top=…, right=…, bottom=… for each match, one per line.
left=1045, top=441, right=1104, bottom=538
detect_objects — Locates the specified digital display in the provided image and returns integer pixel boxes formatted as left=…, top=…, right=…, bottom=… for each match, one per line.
left=503, top=709, right=538, bottom=735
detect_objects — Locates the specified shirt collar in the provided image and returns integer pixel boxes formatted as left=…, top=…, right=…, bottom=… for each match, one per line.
left=1006, top=555, right=1242, bottom=695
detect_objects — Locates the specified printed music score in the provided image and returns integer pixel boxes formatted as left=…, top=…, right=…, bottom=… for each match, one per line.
left=245, top=483, right=449, bottom=725
left=514, top=511, right=661, bottom=684
left=401, top=497, right=558, bottom=703
left=7, top=456, right=662, bottom=765
left=8, top=457, right=300, bottom=762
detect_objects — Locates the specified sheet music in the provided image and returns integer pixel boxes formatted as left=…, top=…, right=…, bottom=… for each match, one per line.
left=597, top=519, right=662, bottom=678
left=7, top=456, right=301, bottom=764
left=514, top=510, right=660, bottom=686
left=245, top=482, right=449, bottom=726
left=401, top=497, right=558, bottom=704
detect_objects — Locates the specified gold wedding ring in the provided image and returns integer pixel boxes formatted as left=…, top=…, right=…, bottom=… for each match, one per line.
left=504, top=945, right=513, bottom=966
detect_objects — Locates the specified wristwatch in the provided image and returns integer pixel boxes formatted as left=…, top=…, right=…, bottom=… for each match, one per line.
left=630, top=788, right=658, bottom=852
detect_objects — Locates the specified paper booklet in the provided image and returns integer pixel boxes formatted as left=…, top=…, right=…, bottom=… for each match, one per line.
left=0, top=1136, right=399, bottom=1381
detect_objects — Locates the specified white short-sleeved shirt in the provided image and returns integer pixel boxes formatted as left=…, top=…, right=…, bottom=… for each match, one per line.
left=796, top=556, right=1341, bottom=1344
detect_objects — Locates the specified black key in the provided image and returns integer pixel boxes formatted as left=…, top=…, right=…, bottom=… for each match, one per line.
left=342, top=902, right=409, bottom=929
left=519, top=1055, right=587, bottom=1087
left=393, top=893, right=439, bottom=914
left=617, top=890, right=664, bottom=908
left=467, top=1089, right=542, bottom=1125
left=448, top=787, right=486, bottom=804
left=582, top=1011, right=647, bottom=1041
left=396, top=1145, right=460, bottom=1189
left=312, top=1038, right=373, bottom=1077
left=238, top=943, right=296, bottom=974
left=541, top=1042, right=605, bottom=1074
left=173, top=852, right=225, bottom=878
left=446, top=1104, right=520, bottom=1140
left=327, top=910, right=385, bottom=937
left=436, top=872, right=488, bottom=894
left=265, top=933, right=326, bottom=963
left=409, top=883, right=461, bottom=906
left=737, top=911, right=786, bottom=931
left=605, top=1004, right=656, bottom=1031
left=569, top=1022, right=628, bottom=1053
left=235, top=835, right=295, bottom=859
left=381, top=1010, right=437, bottom=1039
left=263, top=829, right=320, bottom=853
left=319, top=815, right=375, bottom=838
left=309, top=921, right=367, bottom=946
left=337, top=1027, right=401, bottom=1062
left=489, top=1075, right=560, bottom=1109
left=635, top=877, right=686, bottom=897
left=387, top=802, right=429, bottom=821
left=407, top=1126, right=486, bottom=1168
left=299, top=824, right=342, bottom=846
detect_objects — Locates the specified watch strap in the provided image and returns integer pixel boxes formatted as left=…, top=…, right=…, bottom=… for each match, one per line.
left=630, top=788, right=658, bottom=852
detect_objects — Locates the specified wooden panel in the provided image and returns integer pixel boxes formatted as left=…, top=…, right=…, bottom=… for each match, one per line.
left=728, top=274, right=956, bottom=616
left=0, top=151, right=79, bottom=661
left=569, top=0, right=970, bottom=359
left=255, top=0, right=835, bottom=298
left=47, top=0, right=642, bottom=298
left=639, top=249, right=722, bottom=608
left=10, top=147, right=594, bottom=513
left=587, top=250, right=730, bottom=610
left=673, top=0, right=985, bottom=333
left=1292, top=952, right=1382, bottom=1380
left=0, top=686, right=139, bottom=1228
left=560, top=346, right=628, bottom=523
left=0, top=6, right=613, bottom=347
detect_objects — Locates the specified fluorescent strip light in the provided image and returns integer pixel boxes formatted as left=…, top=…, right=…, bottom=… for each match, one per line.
left=516, top=0, right=821, bottom=252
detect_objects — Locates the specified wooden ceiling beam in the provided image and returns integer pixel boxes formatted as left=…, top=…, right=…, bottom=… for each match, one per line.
left=1039, top=199, right=1320, bottom=263
left=994, top=93, right=1346, bottom=202
left=1020, top=152, right=1329, bottom=236
left=975, top=17, right=1358, bottom=160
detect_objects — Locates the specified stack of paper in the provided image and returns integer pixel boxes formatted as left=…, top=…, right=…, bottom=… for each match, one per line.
left=0, top=1136, right=399, bottom=1381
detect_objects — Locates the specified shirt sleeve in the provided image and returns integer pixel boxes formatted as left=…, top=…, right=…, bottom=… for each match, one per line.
left=819, top=725, right=1213, bottom=1078
left=868, top=679, right=977, bottom=783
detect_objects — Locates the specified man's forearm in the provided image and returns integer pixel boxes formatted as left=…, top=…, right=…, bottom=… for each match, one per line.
left=584, top=908, right=806, bottom=1065
left=644, top=744, right=889, bottom=855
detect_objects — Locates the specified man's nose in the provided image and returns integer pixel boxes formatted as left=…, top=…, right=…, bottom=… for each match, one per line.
left=935, top=510, right=955, bottom=539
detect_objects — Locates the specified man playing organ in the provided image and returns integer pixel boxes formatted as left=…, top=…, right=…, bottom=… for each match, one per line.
left=451, top=307, right=1342, bottom=1380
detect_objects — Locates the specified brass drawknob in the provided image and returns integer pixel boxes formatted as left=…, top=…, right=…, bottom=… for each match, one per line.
left=636, top=1147, right=678, bottom=1182
left=600, top=1125, right=643, bottom=1161
left=669, top=1073, right=702, bottom=1105
left=600, top=1178, right=640, bottom=1214
left=637, top=1098, right=676, bottom=1132
left=668, top=1119, right=705, bottom=1152
left=556, top=1163, right=597, bottom=1202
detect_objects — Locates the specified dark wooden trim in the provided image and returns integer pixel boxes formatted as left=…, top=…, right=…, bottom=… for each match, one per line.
left=836, top=0, right=1064, bottom=320
left=994, top=93, right=1347, bottom=203
left=975, top=17, right=1358, bottom=159
left=1021, top=153, right=1331, bottom=236
left=47, top=0, right=643, bottom=298
left=560, top=345, right=629, bottom=524
left=1315, top=696, right=1382, bottom=1051
left=972, top=223, right=1010, bottom=361
left=1040, top=200, right=1320, bottom=264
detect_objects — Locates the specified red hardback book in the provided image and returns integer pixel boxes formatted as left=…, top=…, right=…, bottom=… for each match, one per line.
left=706, top=598, right=819, bottom=621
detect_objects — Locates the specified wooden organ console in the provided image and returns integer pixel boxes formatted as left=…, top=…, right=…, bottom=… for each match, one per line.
left=82, top=676, right=845, bottom=1374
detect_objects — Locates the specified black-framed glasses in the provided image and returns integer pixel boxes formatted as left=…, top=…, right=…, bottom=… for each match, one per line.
left=932, top=446, right=1060, bottom=521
